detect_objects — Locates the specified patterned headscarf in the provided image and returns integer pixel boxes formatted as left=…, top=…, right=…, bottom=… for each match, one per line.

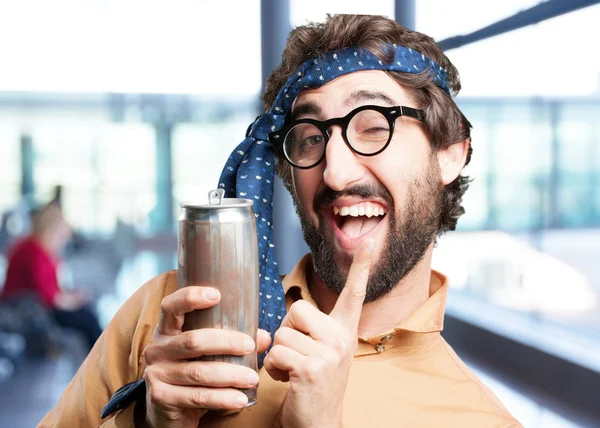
left=218, top=44, right=450, bottom=348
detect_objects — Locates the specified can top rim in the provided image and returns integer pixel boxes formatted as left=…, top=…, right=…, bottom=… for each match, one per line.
left=180, top=198, right=254, bottom=209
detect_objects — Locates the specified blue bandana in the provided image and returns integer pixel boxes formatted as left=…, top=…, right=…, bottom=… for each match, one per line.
left=218, top=45, right=449, bottom=360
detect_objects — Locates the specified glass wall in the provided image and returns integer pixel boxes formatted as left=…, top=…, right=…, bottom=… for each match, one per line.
left=0, top=0, right=261, bottom=236
left=173, top=113, right=256, bottom=199
left=420, top=1, right=600, bottom=368
left=456, top=99, right=600, bottom=231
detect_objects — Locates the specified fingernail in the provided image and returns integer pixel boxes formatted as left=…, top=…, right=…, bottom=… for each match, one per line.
left=247, top=371, right=259, bottom=384
left=235, top=395, right=248, bottom=407
left=365, top=239, right=376, bottom=252
left=204, top=289, right=219, bottom=301
left=244, top=339, right=255, bottom=353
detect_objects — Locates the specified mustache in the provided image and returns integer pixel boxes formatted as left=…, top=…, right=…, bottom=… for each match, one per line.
left=314, top=183, right=394, bottom=209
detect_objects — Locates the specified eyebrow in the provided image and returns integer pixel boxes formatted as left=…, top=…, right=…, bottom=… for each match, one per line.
left=345, top=90, right=397, bottom=107
left=288, top=90, right=396, bottom=122
left=289, top=101, right=322, bottom=121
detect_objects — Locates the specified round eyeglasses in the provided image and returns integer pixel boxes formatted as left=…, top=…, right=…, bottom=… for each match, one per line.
left=268, top=105, right=424, bottom=169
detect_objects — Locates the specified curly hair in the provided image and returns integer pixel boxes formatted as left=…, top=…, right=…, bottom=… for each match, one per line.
left=263, top=14, right=473, bottom=235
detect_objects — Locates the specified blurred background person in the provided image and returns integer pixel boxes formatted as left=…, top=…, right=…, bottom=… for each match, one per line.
left=1, top=201, right=102, bottom=350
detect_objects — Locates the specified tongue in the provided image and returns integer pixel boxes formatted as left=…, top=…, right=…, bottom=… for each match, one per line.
left=340, top=216, right=381, bottom=238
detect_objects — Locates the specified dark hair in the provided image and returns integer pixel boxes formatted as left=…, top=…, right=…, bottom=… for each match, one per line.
left=263, top=14, right=473, bottom=235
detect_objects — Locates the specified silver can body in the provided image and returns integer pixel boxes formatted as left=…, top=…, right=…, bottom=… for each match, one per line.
left=178, top=197, right=259, bottom=405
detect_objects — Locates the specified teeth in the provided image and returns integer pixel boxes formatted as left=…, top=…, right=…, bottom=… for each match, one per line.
left=333, top=204, right=386, bottom=217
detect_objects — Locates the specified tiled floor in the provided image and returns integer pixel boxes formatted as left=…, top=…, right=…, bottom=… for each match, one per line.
left=0, top=341, right=85, bottom=428
left=0, top=357, right=76, bottom=427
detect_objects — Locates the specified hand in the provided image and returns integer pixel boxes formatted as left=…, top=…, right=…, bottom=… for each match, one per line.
left=53, top=290, right=88, bottom=311
left=263, top=240, right=375, bottom=428
left=143, top=286, right=272, bottom=428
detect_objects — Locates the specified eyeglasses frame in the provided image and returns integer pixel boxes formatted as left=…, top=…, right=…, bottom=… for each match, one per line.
left=268, top=104, right=424, bottom=170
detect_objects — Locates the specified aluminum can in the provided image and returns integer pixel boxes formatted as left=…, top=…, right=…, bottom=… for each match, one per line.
left=178, top=189, right=259, bottom=406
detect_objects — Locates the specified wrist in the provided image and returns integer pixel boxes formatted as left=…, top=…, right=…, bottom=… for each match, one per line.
left=281, top=413, right=342, bottom=428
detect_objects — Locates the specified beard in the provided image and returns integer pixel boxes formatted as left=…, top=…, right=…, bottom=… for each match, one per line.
left=293, top=158, right=444, bottom=303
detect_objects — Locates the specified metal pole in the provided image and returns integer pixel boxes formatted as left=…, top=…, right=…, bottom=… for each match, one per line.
left=548, top=101, right=560, bottom=229
left=395, top=0, right=416, bottom=30
left=19, top=134, right=34, bottom=204
left=261, top=0, right=290, bottom=93
left=154, top=119, right=174, bottom=232
left=261, top=0, right=310, bottom=274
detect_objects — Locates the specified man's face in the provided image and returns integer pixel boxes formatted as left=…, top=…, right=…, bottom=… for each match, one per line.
left=288, top=70, right=444, bottom=302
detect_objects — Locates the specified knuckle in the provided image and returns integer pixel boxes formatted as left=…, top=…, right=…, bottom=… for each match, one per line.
left=304, top=360, right=321, bottom=380
left=266, top=345, right=282, bottom=363
left=332, top=339, right=346, bottom=355
left=183, top=288, right=197, bottom=307
left=270, top=343, right=283, bottom=356
left=191, top=389, right=209, bottom=407
left=188, top=364, right=205, bottom=384
left=144, top=366, right=158, bottom=382
left=183, top=331, right=201, bottom=351
left=159, top=296, right=171, bottom=314
left=350, top=289, right=366, bottom=302
left=148, top=383, right=165, bottom=406
left=288, top=301, right=301, bottom=316
left=143, top=343, right=157, bottom=364
left=290, top=299, right=308, bottom=313
left=273, top=327, right=287, bottom=344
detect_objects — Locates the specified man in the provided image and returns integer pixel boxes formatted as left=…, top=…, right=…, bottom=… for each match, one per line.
left=40, top=14, right=521, bottom=427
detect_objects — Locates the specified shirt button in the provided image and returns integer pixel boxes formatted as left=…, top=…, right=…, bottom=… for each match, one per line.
left=375, top=343, right=385, bottom=353
left=380, top=334, right=393, bottom=342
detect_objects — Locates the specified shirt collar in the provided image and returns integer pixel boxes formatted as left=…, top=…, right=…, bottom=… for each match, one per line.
left=282, top=253, right=448, bottom=356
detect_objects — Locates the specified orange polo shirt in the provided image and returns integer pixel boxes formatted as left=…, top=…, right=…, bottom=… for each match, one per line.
left=39, top=255, right=521, bottom=427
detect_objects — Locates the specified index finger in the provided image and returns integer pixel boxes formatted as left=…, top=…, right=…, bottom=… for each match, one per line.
left=156, top=286, right=221, bottom=336
left=329, top=239, right=375, bottom=330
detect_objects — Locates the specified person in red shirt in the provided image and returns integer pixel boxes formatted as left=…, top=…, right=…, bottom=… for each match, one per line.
left=2, top=202, right=101, bottom=350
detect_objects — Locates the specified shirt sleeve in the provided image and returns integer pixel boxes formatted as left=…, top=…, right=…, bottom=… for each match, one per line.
left=37, top=270, right=177, bottom=428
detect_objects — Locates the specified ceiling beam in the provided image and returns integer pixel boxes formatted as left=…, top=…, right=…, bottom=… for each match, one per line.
left=438, top=0, right=600, bottom=51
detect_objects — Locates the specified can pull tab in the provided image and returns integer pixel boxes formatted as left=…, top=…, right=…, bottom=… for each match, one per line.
left=208, top=188, right=225, bottom=205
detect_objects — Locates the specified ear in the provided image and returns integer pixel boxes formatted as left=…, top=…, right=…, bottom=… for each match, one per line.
left=437, top=139, right=470, bottom=185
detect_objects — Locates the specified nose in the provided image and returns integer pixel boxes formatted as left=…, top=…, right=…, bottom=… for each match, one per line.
left=322, top=126, right=364, bottom=191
